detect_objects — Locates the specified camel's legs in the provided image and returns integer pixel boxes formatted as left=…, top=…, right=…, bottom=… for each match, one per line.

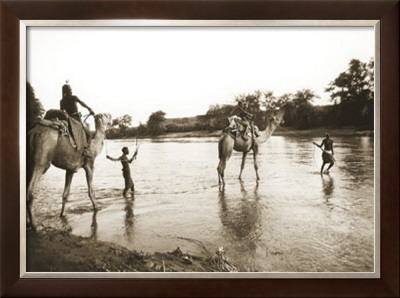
left=217, top=159, right=227, bottom=185
left=253, top=150, right=260, bottom=181
left=84, top=166, right=98, bottom=211
left=27, top=166, right=46, bottom=231
left=60, top=170, right=75, bottom=217
left=238, top=151, right=248, bottom=181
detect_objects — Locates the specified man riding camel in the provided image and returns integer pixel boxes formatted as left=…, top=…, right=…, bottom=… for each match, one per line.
left=227, top=100, right=259, bottom=140
left=60, top=82, right=94, bottom=144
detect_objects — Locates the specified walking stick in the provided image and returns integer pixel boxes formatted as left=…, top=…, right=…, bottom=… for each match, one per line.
left=313, top=142, right=336, bottom=162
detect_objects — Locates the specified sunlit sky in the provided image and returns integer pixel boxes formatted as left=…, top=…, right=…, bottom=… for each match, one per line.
left=27, top=26, right=374, bottom=125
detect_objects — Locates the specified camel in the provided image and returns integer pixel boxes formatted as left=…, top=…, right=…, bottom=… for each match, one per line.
left=27, top=113, right=112, bottom=230
left=217, top=109, right=285, bottom=184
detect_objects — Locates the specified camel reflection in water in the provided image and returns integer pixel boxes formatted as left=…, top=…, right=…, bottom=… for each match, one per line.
left=58, top=195, right=136, bottom=243
left=218, top=182, right=263, bottom=270
left=90, top=211, right=98, bottom=240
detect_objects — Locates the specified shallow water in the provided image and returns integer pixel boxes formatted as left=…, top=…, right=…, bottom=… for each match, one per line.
left=31, top=135, right=375, bottom=272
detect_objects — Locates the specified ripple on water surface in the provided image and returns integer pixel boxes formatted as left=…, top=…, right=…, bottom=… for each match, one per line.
left=32, top=135, right=375, bottom=272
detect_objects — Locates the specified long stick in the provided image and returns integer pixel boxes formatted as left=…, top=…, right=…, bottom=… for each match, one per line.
left=104, top=137, right=109, bottom=155
left=313, top=142, right=335, bottom=162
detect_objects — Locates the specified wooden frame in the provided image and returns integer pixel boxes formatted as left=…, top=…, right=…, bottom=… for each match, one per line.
left=1, top=0, right=398, bottom=296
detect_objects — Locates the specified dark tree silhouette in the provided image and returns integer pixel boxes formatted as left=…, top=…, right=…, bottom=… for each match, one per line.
left=326, top=58, right=374, bottom=127
left=147, top=110, right=166, bottom=136
left=112, top=114, right=133, bottom=130
left=27, top=82, right=44, bottom=130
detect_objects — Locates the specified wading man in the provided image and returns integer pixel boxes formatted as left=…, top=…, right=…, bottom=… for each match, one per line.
left=107, top=147, right=138, bottom=196
left=313, top=133, right=335, bottom=175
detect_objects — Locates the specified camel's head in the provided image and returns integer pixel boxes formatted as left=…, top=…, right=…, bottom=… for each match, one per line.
left=265, top=108, right=285, bottom=129
left=94, top=113, right=112, bottom=132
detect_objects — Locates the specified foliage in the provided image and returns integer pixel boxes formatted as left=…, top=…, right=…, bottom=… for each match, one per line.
left=105, top=58, right=374, bottom=139
left=235, top=90, right=264, bottom=114
left=27, top=82, right=44, bottom=130
left=147, top=110, right=167, bottom=136
left=206, top=104, right=235, bottom=117
left=282, top=89, right=319, bottom=129
left=326, top=58, right=374, bottom=128
left=112, top=114, right=132, bottom=130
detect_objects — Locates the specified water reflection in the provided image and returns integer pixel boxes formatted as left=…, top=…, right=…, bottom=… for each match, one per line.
left=35, top=136, right=375, bottom=272
left=90, top=211, right=98, bottom=240
left=124, top=197, right=135, bottom=242
left=218, top=182, right=263, bottom=269
left=321, top=174, right=335, bottom=202
left=339, top=137, right=374, bottom=184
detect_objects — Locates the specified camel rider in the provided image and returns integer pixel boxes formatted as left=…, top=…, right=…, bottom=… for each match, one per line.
left=228, top=101, right=259, bottom=140
left=60, top=82, right=94, bottom=142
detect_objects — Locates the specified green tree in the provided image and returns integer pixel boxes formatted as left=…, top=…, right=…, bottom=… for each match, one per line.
left=27, top=82, right=44, bottom=130
left=147, top=110, right=166, bottom=136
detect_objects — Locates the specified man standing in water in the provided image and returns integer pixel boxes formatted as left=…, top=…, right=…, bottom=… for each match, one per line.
left=313, top=133, right=335, bottom=174
left=107, top=147, right=138, bottom=196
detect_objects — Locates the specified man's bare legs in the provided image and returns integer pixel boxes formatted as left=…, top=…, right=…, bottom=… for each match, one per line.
left=326, top=162, right=334, bottom=173
left=320, top=162, right=326, bottom=175
left=321, top=162, right=334, bottom=174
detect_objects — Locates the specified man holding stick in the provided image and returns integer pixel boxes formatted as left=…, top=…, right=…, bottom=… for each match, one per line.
left=313, top=132, right=335, bottom=175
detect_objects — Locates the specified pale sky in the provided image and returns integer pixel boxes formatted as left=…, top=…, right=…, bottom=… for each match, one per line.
left=27, top=26, right=374, bottom=125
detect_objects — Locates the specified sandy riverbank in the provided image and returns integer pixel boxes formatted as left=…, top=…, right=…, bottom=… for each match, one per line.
left=27, top=229, right=237, bottom=272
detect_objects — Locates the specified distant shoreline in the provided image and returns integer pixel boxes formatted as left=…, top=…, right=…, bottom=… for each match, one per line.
left=111, top=127, right=374, bottom=140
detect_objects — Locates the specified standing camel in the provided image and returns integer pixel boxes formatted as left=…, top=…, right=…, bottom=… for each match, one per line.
left=217, top=109, right=285, bottom=184
left=27, top=113, right=112, bottom=230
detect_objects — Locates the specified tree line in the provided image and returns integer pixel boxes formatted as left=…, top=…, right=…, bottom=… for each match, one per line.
left=27, top=58, right=374, bottom=138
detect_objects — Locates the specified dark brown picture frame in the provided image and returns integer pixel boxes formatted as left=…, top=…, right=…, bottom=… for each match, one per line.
left=1, top=0, right=399, bottom=297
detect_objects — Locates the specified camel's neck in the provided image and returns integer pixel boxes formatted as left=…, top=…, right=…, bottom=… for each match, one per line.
left=258, top=122, right=278, bottom=143
left=89, top=125, right=106, bottom=158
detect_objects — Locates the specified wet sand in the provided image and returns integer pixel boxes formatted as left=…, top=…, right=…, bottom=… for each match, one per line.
left=27, top=229, right=235, bottom=272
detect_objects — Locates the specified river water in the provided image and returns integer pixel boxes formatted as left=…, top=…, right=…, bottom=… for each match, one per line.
left=31, top=134, right=375, bottom=272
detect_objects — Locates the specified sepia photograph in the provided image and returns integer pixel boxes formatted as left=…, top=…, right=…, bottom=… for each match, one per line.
left=24, top=24, right=377, bottom=275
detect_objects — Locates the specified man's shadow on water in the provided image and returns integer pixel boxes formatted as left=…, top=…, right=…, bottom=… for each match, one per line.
left=124, top=195, right=135, bottom=242
left=321, top=174, right=335, bottom=206
left=218, top=182, right=262, bottom=259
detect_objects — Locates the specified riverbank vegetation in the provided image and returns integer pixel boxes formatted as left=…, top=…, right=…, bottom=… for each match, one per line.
left=27, top=58, right=374, bottom=139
